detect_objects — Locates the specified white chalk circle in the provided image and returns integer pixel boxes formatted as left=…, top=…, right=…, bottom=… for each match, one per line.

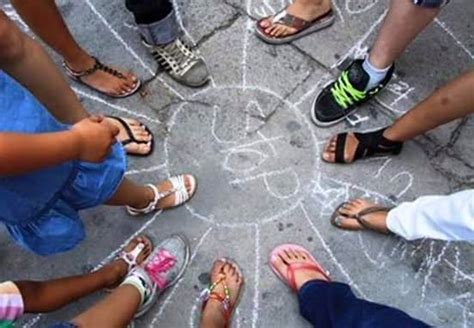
left=165, top=86, right=321, bottom=226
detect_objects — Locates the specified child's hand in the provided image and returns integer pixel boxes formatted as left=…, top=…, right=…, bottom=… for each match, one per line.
left=71, top=115, right=120, bottom=163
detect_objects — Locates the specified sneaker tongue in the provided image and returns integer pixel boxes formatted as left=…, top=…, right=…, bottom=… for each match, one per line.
left=347, top=61, right=369, bottom=91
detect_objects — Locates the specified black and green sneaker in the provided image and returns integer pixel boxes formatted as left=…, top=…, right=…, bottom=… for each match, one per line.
left=311, top=59, right=394, bottom=127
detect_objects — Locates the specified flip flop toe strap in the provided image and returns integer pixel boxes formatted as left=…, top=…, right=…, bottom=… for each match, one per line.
left=286, top=262, right=331, bottom=291
left=272, top=10, right=311, bottom=31
left=355, top=206, right=392, bottom=234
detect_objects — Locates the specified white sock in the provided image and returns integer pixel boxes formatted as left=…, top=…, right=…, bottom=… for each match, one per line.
left=362, top=57, right=391, bottom=91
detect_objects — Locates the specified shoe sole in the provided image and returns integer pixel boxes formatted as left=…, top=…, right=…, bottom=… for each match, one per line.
left=255, top=14, right=335, bottom=45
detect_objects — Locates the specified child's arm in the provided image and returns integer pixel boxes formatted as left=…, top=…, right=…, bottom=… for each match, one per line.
left=0, top=115, right=119, bottom=176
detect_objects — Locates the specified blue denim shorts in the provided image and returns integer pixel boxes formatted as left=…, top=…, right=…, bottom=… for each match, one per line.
left=413, top=0, right=450, bottom=8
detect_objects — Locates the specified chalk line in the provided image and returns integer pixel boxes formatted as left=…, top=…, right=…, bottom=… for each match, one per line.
left=435, top=18, right=474, bottom=60
left=149, top=226, right=213, bottom=327
left=332, top=0, right=345, bottom=24
left=445, top=260, right=474, bottom=284
left=73, top=88, right=161, bottom=124
left=345, top=0, right=380, bottom=15
left=125, top=164, right=167, bottom=176
left=301, top=203, right=367, bottom=298
left=252, top=224, right=261, bottom=328
left=293, top=73, right=331, bottom=107
left=222, top=136, right=284, bottom=153
left=242, top=19, right=253, bottom=87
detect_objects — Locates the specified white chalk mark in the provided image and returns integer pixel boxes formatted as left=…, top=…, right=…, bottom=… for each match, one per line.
left=346, top=113, right=370, bottom=126
left=331, top=10, right=387, bottom=69
left=73, top=88, right=161, bottom=124
left=390, top=171, right=414, bottom=199
left=435, top=18, right=474, bottom=60
left=125, top=164, right=167, bottom=176
left=252, top=224, right=261, bottom=328
left=223, top=148, right=269, bottom=173
left=242, top=20, right=253, bottom=87
left=222, top=136, right=285, bottom=153
left=149, top=226, right=213, bottom=327
left=374, top=157, right=392, bottom=179
left=230, top=168, right=301, bottom=200
left=245, top=101, right=266, bottom=134
left=332, top=0, right=346, bottom=24
left=22, top=315, right=42, bottom=328
left=212, top=105, right=240, bottom=144
left=171, top=0, right=197, bottom=44
left=294, top=73, right=331, bottom=107
left=345, top=0, right=380, bottom=15
left=445, top=260, right=474, bottom=283
left=301, top=203, right=367, bottom=298
left=421, top=242, right=449, bottom=301
left=123, top=22, right=139, bottom=31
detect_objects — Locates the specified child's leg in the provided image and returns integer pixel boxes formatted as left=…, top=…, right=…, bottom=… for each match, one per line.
left=368, top=0, right=441, bottom=69
left=14, top=236, right=151, bottom=313
left=71, top=285, right=141, bottom=328
left=0, top=10, right=88, bottom=124
left=10, top=0, right=138, bottom=98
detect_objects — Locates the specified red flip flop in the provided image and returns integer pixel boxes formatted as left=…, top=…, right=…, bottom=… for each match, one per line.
left=269, top=244, right=330, bottom=292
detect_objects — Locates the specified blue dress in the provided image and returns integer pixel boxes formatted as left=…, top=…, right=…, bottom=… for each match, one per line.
left=0, top=72, right=126, bottom=256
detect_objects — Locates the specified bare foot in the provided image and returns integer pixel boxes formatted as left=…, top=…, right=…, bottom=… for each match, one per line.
left=201, top=259, right=244, bottom=327
left=105, top=117, right=152, bottom=155
left=104, top=235, right=152, bottom=289
left=322, top=132, right=359, bottom=163
left=334, top=199, right=390, bottom=233
left=259, top=0, right=331, bottom=38
left=65, top=54, right=139, bottom=97
left=272, top=249, right=328, bottom=291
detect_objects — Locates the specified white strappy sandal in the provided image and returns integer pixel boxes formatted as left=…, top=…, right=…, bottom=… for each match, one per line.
left=126, top=174, right=197, bottom=216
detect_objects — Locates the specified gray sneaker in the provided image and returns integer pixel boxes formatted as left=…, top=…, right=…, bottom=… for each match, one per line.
left=145, top=38, right=210, bottom=87
left=121, top=234, right=191, bottom=319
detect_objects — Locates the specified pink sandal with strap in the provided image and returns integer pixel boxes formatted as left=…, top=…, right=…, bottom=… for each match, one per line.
left=269, top=244, right=330, bottom=292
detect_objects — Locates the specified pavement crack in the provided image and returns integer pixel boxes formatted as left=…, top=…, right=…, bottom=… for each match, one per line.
left=196, top=11, right=242, bottom=47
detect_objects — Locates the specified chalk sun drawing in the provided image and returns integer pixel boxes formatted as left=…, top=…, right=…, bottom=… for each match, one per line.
left=18, top=0, right=474, bottom=327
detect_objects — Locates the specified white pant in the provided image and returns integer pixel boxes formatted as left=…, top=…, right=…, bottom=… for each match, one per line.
left=386, top=190, right=474, bottom=241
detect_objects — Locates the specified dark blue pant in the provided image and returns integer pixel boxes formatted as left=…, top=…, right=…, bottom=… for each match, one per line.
left=298, top=280, right=430, bottom=328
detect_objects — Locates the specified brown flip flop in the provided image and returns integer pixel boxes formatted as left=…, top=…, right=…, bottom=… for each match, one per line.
left=330, top=202, right=393, bottom=234
left=255, top=8, right=335, bottom=45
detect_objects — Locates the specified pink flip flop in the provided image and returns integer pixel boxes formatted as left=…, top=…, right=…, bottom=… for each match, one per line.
left=269, top=244, right=330, bottom=292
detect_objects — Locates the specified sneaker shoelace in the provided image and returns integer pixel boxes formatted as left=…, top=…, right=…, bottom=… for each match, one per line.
left=145, top=249, right=177, bottom=290
left=330, top=71, right=367, bottom=109
left=152, top=39, right=198, bottom=77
